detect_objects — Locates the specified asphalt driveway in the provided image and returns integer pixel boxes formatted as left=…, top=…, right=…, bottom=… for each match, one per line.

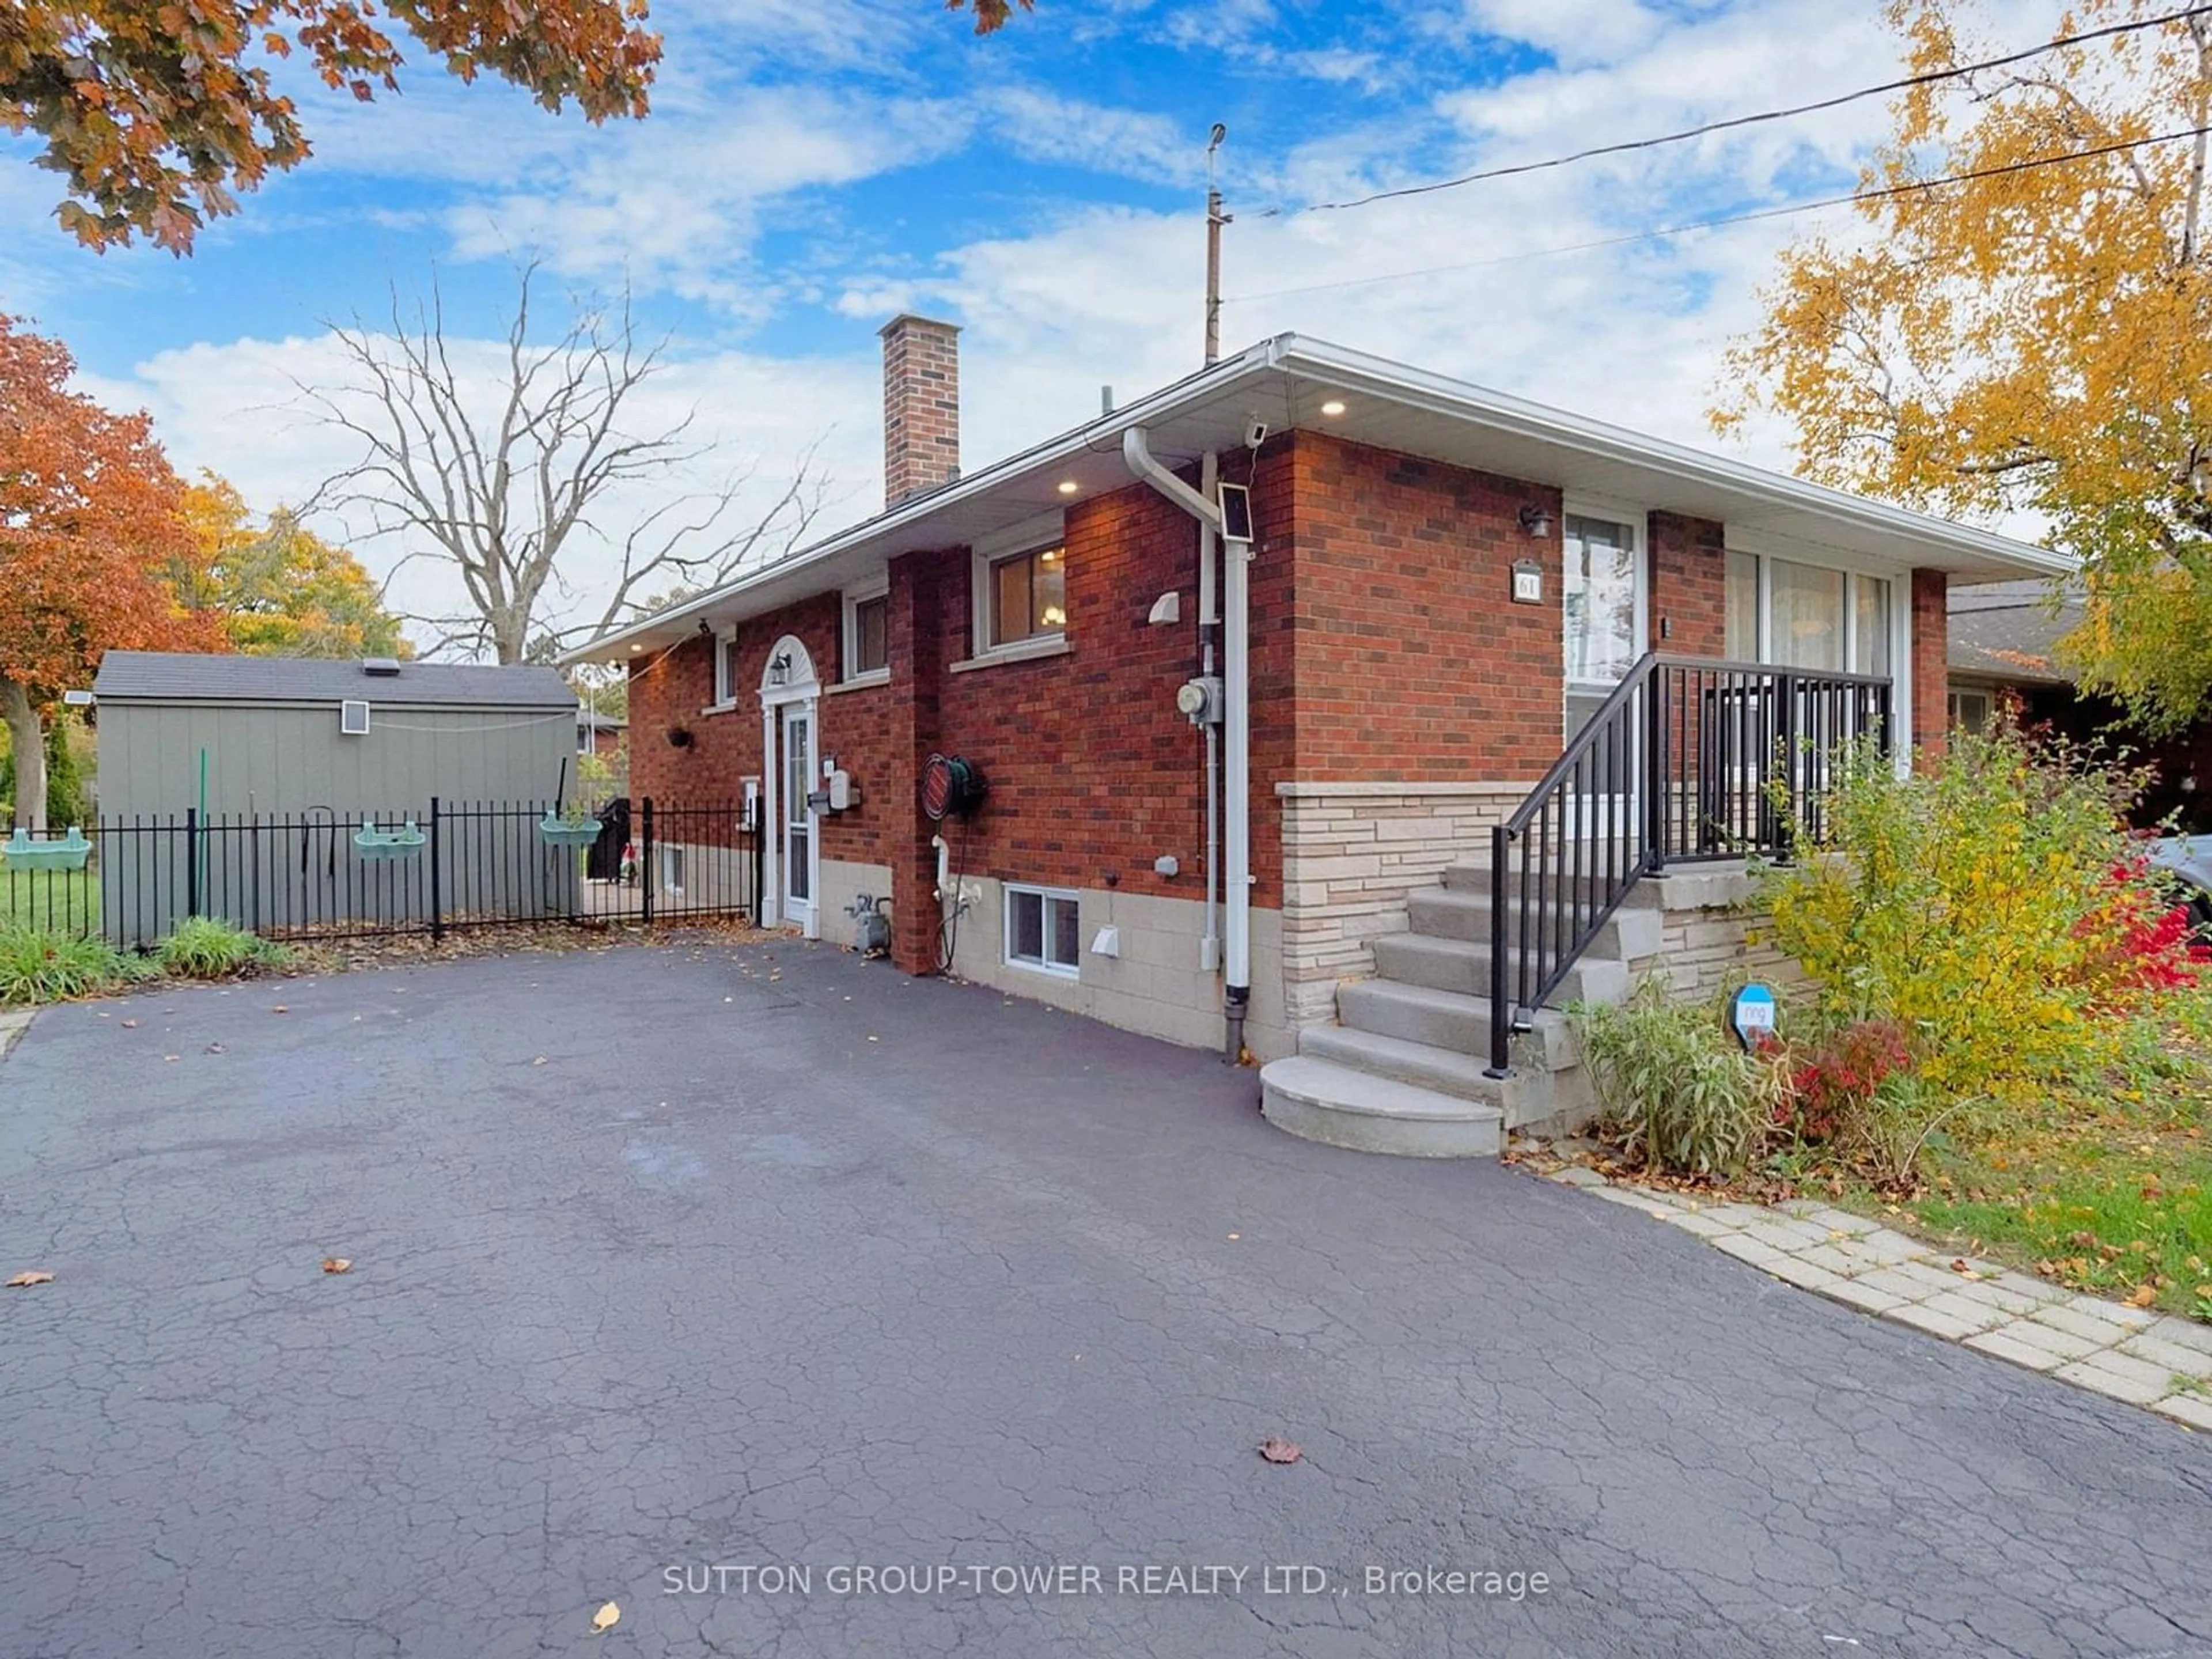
left=2, top=938, right=2208, bottom=1658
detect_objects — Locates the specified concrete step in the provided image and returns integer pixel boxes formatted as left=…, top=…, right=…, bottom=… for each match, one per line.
left=1373, top=933, right=1630, bottom=1007
left=1297, top=1023, right=1503, bottom=1102
left=1441, top=861, right=1631, bottom=900
left=1407, top=888, right=1663, bottom=959
left=1259, top=1055, right=1503, bottom=1158
left=1335, top=978, right=1580, bottom=1070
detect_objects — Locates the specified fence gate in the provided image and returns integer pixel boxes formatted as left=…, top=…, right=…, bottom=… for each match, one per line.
left=577, top=798, right=761, bottom=927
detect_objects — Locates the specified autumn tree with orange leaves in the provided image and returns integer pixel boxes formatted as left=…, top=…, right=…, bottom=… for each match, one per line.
left=2, top=2, right=1027, bottom=255
left=0, top=315, right=220, bottom=830
left=1720, top=1, right=2212, bottom=730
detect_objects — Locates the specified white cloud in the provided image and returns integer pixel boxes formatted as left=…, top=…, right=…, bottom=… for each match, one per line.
left=1449, top=0, right=1670, bottom=67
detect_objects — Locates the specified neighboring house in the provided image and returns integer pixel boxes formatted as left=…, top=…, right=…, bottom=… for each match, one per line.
left=577, top=704, right=627, bottom=757
left=565, top=317, right=2066, bottom=1155
left=90, top=652, right=581, bottom=941
left=1948, top=580, right=2211, bottom=832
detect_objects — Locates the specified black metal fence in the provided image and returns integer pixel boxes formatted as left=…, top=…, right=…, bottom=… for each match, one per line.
left=0, top=798, right=759, bottom=950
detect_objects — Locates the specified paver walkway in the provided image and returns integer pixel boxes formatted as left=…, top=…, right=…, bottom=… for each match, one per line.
left=1546, top=1165, right=2212, bottom=1427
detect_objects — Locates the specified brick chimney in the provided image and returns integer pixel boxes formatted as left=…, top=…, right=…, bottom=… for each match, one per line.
left=880, top=314, right=961, bottom=507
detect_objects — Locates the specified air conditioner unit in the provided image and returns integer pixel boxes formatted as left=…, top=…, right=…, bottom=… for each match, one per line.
left=340, top=699, right=371, bottom=736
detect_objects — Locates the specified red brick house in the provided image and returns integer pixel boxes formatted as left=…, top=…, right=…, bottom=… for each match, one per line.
left=566, top=316, right=2066, bottom=1155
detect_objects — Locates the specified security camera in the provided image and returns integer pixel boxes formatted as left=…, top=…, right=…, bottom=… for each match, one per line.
left=1245, top=419, right=1269, bottom=449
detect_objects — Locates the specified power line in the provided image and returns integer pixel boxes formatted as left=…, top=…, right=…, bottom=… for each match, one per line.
left=1254, top=3, right=2212, bottom=219
left=1226, top=123, right=2212, bottom=304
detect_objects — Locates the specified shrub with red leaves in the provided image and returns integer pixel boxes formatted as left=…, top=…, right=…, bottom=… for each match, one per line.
left=1781, top=1019, right=1915, bottom=1144
left=2077, top=854, right=2211, bottom=1006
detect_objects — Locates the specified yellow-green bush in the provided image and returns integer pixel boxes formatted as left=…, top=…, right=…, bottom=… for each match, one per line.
left=1758, top=728, right=2178, bottom=1096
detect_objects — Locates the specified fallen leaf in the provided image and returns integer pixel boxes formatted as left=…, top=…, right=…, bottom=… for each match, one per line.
left=204, top=1043, right=225, bottom=1055
left=120, top=1018, right=139, bottom=1029
left=1226, top=1232, right=1241, bottom=1241
left=5, top=1271, right=54, bottom=1288
left=163, top=1055, right=179, bottom=1063
left=271, top=1005, right=288, bottom=1014
left=321, top=1258, right=353, bottom=1275
left=1950, top=1259, right=1980, bottom=1279
left=590, top=1601, right=620, bottom=1633
left=532, top=1056, right=549, bottom=1066
left=1257, top=1437, right=1303, bottom=1465
left=2126, top=1283, right=2157, bottom=1308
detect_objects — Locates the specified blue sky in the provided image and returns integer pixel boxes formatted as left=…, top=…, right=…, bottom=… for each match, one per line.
left=0, top=0, right=2071, bottom=643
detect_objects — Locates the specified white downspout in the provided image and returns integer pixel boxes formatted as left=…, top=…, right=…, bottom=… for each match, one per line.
left=1199, top=450, right=1221, bottom=979
left=1123, top=426, right=1249, bottom=1063
left=1221, top=482, right=1252, bottom=1062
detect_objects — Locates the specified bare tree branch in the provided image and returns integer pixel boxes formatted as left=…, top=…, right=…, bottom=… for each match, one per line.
left=301, top=263, right=832, bottom=663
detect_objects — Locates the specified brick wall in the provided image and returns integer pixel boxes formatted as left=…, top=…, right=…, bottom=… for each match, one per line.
left=1648, top=510, right=1728, bottom=656
left=1285, top=431, right=1562, bottom=781
left=881, top=316, right=960, bottom=507
left=625, top=591, right=906, bottom=872
left=1911, top=567, right=1947, bottom=769
left=632, top=472, right=1248, bottom=980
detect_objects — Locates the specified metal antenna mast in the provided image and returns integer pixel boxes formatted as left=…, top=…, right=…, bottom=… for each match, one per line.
left=1205, top=123, right=1229, bottom=365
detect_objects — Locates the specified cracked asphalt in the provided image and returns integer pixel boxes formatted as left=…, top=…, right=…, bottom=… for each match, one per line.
left=2, top=938, right=2209, bottom=1659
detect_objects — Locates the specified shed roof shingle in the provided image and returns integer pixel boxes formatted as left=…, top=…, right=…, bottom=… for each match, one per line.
left=93, top=652, right=577, bottom=709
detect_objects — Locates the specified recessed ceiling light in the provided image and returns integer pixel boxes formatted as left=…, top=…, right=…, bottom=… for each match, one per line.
left=1320, top=399, right=1347, bottom=417
left=629, top=643, right=642, bottom=653
left=1057, top=479, right=1079, bottom=495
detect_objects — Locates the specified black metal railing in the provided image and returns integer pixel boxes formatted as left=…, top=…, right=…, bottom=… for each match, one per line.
left=0, top=797, right=759, bottom=952
left=1486, top=653, right=1892, bottom=1074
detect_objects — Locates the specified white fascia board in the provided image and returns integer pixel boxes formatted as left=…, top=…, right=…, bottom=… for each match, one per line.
left=1269, top=337, right=2073, bottom=579
left=559, top=343, right=1285, bottom=666
left=562, top=330, right=2070, bottom=666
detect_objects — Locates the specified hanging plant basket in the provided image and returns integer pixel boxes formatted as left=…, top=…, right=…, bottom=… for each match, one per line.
left=538, top=810, right=603, bottom=849
left=2, top=826, right=92, bottom=873
left=354, top=819, right=426, bottom=862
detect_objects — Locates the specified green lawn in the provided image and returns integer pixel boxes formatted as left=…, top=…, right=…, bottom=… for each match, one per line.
left=0, top=867, right=100, bottom=933
left=1872, top=1040, right=2212, bottom=1323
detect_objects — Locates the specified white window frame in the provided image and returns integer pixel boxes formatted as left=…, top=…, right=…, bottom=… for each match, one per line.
left=842, top=579, right=891, bottom=686
left=1003, top=883, right=1082, bottom=979
left=707, top=626, right=740, bottom=712
left=968, top=509, right=1069, bottom=664
left=1560, top=497, right=1650, bottom=684
left=1722, top=528, right=1913, bottom=773
left=1949, top=685, right=1993, bottom=733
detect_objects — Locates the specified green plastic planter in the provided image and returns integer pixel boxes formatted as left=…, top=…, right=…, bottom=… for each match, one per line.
left=355, top=820, right=426, bottom=862
left=2, top=826, right=92, bottom=872
left=537, top=812, right=603, bottom=849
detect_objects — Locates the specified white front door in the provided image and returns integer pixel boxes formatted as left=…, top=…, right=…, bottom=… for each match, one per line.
left=1562, top=512, right=1648, bottom=741
left=781, top=703, right=816, bottom=932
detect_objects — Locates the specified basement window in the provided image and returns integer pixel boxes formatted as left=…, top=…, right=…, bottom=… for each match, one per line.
left=1005, top=884, right=1081, bottom=978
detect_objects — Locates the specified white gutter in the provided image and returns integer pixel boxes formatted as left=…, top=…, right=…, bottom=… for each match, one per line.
left=1266, top=338, right=2076, bottom=578
left=566, top=330, right=2066, bottom=669
left=562, top=343, right=1281, bottom=666
left=1124, top=426, right=1249, bottom=1063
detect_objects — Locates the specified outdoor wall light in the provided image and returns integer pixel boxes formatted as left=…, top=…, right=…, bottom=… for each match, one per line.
left=1057, top=479, right=1079, bottom=495
left=1518, top=504, right=1554, bottom=538
left=767, top=650, right=793, bottom=686
left=1320, top=399, right=1347, bottom=417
